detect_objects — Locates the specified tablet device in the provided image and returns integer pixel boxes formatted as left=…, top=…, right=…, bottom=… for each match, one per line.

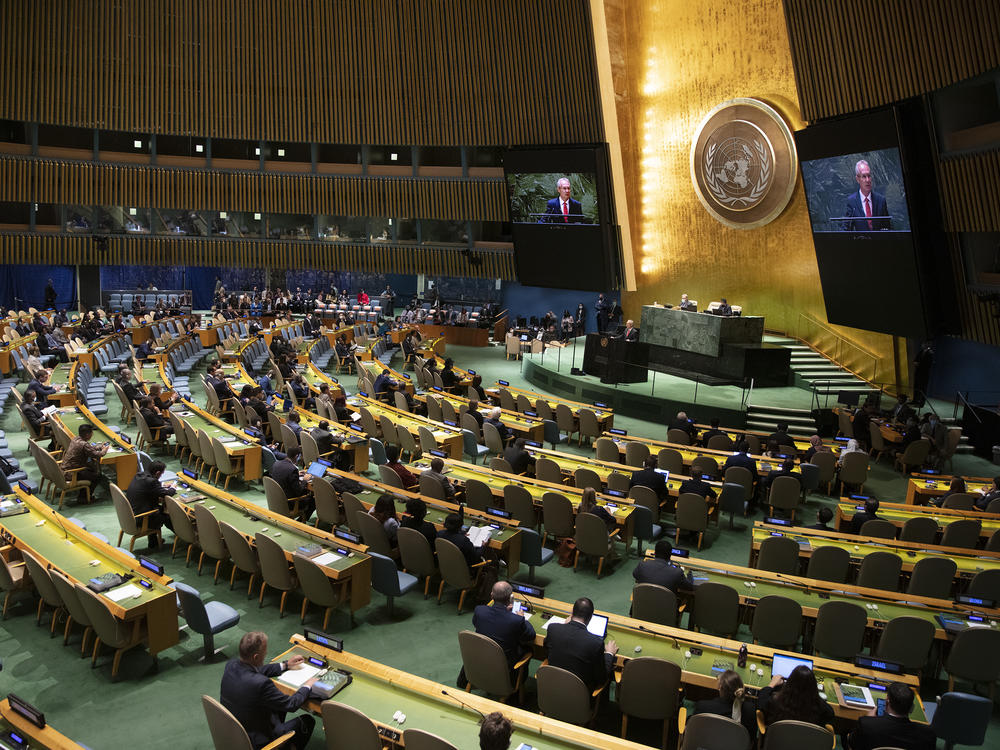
left=306, top=461, right=328, bottom=478
left=586, top=614, right=609, bottom=638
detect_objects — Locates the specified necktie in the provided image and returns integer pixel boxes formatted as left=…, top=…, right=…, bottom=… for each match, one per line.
left=865, top=196, right=872, bottom=230
left=563, top=201, right=568, bottom=223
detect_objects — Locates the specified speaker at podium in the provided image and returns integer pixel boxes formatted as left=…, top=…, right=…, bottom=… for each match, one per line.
left=582, top=332, right=648, bottom=384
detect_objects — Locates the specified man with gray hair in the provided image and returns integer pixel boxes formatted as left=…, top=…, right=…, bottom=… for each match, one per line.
left=486, top=406, right=512, bottom=444
left=844, top=158, right=889, bottom=231
left=220, top=631, right=317, bottom=749
left=457, top=581, right=536, bottom=689
left=543, top=177, right=584, bottom=224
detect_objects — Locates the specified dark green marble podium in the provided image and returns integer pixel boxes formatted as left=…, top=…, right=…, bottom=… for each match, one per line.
left=639, top=305, right=764, bottom=356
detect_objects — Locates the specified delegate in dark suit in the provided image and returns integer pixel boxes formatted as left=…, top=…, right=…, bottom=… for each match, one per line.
left=220, top=659, right=313, bottom=749
left=629, top=466, right=667, bottom=501
left=542, top=197, right=585, bottom=224
left=679, top=475, right=718, bottom=500
left=848, top=713, right=935, bottom=750
left=473, top=602, right=536, bottom=670
left=632, top=557, right=693, bottom=593
left=544, top=620, right=612, bottom=690
left=125, top=471, right=175, bottom=533
left=269, top=457, right=309, bottom=499
left=693, top=696, right=757, bottom=740
left=844, top=190, right=890, bottom=231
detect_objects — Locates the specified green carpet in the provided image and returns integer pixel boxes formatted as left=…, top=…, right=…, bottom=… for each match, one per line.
left=1, top=342, right=997, bottom=749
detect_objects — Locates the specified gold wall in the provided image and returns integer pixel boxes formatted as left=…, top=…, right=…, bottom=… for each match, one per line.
left=603, top=0, right=900, bottom=384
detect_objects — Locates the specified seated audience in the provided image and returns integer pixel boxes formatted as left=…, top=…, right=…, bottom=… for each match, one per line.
left=758, top=665, right=835, bottom=728
left=693, top=669, right=757, bottom=740
left=848, top=681, right=935, bottom=750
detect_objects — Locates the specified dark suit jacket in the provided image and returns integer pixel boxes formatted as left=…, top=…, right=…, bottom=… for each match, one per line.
left=723, top=452, right=759, bottom=480
left=629, top=467, right=667, bottom=500
left=757, top=685, right=834, bottom=727
left=437, top=528, right=481, bottom=567
left=679, top=476, right=717, bottom=500
left=125, top=471, right=175, bottom=516
left=669, top=418, right=697, bottom=440
left=400, top=516, right=436, bottom=549
left=269, top=458, right=308, bottom=498
left=632, top=558, right=692, bottom=593
left=844, top=190, right=890, bottom=230
left=21, top=403, right=46, bottom=434
left=473, top=603, right=536, bottom=670
left=693, top=696, right=757, bottom=740
left=543, top=197, right=585, bottom=224
left=623, top=326, right=639, bottom=342
left=544, top=620, right=612, bottom=691
left=310, top=427, right=337, bottom=456
left=767, top=430, right=795, bottom=447
left=486, top=417, right=511, bottom=444
left=220, top=659, right=311, bottom=749
left=851, top=510, right=880, bottom=534
left=848, top=714, right=936, bottom=750
left=503, top=446, right=532, bottom=476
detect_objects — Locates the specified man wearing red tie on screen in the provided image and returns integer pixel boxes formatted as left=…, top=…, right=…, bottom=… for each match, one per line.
left=844, top=159, right=890, bottom=231
left=543, top=177, right=585, bottom=224
left=622, top=319, right=639, bottom=342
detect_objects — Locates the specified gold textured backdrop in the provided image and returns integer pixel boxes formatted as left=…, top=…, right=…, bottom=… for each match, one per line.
left=602, top=0, right=900, bottom=385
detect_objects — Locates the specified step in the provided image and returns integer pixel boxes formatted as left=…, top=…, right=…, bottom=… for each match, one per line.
left=746, top=413, right=815, bottom=427
left=747, top=404, right=814, bottom=418
left=746, top=419, right=815, bottom=436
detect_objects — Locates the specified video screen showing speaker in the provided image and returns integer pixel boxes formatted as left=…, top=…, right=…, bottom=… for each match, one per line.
left=795, top=109, right=928, bottom=339
left=504, top=146, right=620, bottom=292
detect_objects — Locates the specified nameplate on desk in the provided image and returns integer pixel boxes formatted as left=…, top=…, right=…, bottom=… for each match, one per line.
left=609, top=428, right=627, bottom=436
left=765, top=517, right=793, bottom=526
left=182, top=468, right=198, bottom=481
left=429, top=449, right=447, bottom=458
left=523, top=410, right=538, bottom=418
left=304, top=627, right=343, bottom=651
left=120, top=433, right=132, bottom=444
left=16, top=481, right=31, bottom=494
left=497, top=380, right=509, bottom=387
left=358, top=391, right=369, bottom=398
left=7, top=694, right=45, bottom=729
left=593, top=402, right=609, bottom=409
left=443, top=419, right=457, bottom=427
left=956, top=594, right=996, bottom=608
left=525, top=440, right=542, bottom=448
left=834, top=436, right=849, bottom=442
left=849, top=494, right=870, bottom=501
left=334, top=528, right=361, bottom=544
left=348, top=424, right=363, bottom=432
left=431, top=386, right=442, bottom=391
left=316, top=458, right=333, bottom=468
left=605, top=489, right=626, bottom=498
left=138, top=556, right=164, bottom=576
left=401, top=373, right=410, bottom=379
left=486, top=507, right=511, bottom=519
left=671, top=547, right=690, bottom=558
left=511, top=582, right=544, bottom=598
left=245, top=427, right=263, bottom=439
left=854, top=655, right=902, bottom=674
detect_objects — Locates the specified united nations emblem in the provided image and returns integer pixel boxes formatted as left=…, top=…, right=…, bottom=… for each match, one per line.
left=691, top=98, right=797, bottom=229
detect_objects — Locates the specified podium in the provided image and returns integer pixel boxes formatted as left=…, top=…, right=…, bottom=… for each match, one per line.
left=583, top=333, right=648, bottom=384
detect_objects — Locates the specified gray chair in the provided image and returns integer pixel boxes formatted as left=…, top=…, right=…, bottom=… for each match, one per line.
left=397, top=527, right=438, bottom=597
left=193, top=503, right=230, bottom=583
left=219, top=521, right=263, bottom=597
left=434, top=538, right=484, bottom=614
left=806, top=545, right=851, bottom=583
left=607, top=471, right=631, bottom=494
left=874, top=616, right=935, bottom=672
left=906, top=556, right=957, bottom=600
left=370, top=551, right=418, bottom=615
left=490, top=456, right=514, bottom=474
left=691, top=582, right=739, bottom=637
left=20, top=549, right=63, bottom=634
left=718, top=482, right=746, bottom=529
left=76, top=582, right=146, bottom=680
left=766, top=475, right=800, bottom=520
left=679, top=712, right=750, bottom=750
left=595, top=437, right=619, bottom=463
left=458, top=630, right=530, bottom=703
left=402, top=729, right=459, bottom=750
left=340, top=492, right=366, bottom=533
left=419, top=472, right=446, bottom=501
left=321, top=701, right=383, bottom=750
left=925, top=692, right=993, bottom=750
left=944, top=627, right=1000, bottom=700
left=355, top=510, right=395, bottom=558
left=899, top=516, right=938, bottom=544
left=761, top=720, right=834, bottom=750
left=657, top=448, right=684, bottom=475
left=504, top=483, right=537, bottom=528
left=461, top=428, right=488, bottom=464
left=312, top=476, right=341, bottom=529
left=859, top=519, right=897, bottom=539
left=0, top=553, right=31, bottom=620
left=690, top=455, right=719, bottom=480
left=940, top=519, right=981, bottom=549
left=813, top=600, right=867, bottom=661
left=573, top=467, right=602, bottom=491
left=174, top=581, right=240, bottom=661
left=464, top=478, right=493, bottom=512
left=856, top=551, right=902, bottom=592
left=624, top=441, right=650, bottom=467
left=542, top=491, right=575, bottom=540
left=534, top=457, right=563, bottom=484
left=631, top=583, right=678, bottom=627
left=378, top=464, right=405, bottom=488
left=50, top=568, right=93, bottom=653
left=573, top=512, right=618, bottom=578
left=675, top=492, right=709, bottom=550
left=293, top=553, right=345, bottom=631
left=518, top=527, right=553, bottom=582
left=536, top=664, right=601, bottom=726
left=255, top=532, right=296, bottom=617
left=667, top=429, right=691, bottom=445
left=617, top=657, right=682, bottom=747
left=967, top=569, right=1000, bottom=602
left=756, top=535, right=800, bottom=574
left=202, top=694, right=295, bottom=750
left=942, top=493, right=976, bottom=511
left=751, top=595, right=802, bottom=649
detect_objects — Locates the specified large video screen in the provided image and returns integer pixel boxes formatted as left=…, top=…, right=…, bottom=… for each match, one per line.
left=504, top=146, right=619, bottom=291
left=800, top=147, right=911, bottom=233
left=795, top=110, right=927, bottom=338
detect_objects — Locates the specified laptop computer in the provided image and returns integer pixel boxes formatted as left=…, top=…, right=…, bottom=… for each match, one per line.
left=306, top=461, right=328, bottom=478
left=771, top=653, right=813, bottom=679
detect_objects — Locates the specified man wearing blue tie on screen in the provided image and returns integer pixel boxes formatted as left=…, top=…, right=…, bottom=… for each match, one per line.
left=844, top=159, right=889, bottom=231
left=543, top=177, right=585, bottom=224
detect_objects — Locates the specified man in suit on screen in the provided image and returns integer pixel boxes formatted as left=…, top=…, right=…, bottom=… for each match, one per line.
left=541, top=177, right=585, bottom=224
left=843, top=159, right=890, bottom=230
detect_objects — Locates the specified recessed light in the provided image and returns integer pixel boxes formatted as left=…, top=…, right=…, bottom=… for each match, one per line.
left=277, top=148, right=285, bottom=157
left=133, top=140, right=142, bottom=149
left=129, top=208, right=137, bottom=216
left=390, top=152, right=398, bottom=161
left=219, top=211, right=228, bottom=219
left=255, top=147, right=261, bottom=156
left=254, top=213, right=261, bottom=220
left=195, top=144, right=204, bottom=153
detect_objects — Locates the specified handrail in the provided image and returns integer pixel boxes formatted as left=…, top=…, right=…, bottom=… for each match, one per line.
left=793, top=312, right=881, bottom=384
left=955, top=391, right=983, bottom=424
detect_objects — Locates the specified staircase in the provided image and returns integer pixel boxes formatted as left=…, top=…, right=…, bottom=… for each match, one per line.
left=745, top=404, right=816, bottom=438
left=766, top=335, right=880, bottom=402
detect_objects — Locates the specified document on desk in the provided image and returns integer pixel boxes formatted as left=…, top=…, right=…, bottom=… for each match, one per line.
left=467, top=526, right=494, bottom=548
left=350, top=412, right=362, bottom=422
left=277, top=664, right=322, bottom=689
left=313, top=551, right=344, bottom=566
left=106, top=584, right=143, bottom=602
left=541, top=616, right=567, bottom=630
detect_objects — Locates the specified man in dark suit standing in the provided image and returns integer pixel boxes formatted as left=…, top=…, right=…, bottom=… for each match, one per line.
left=632, top=540, right=694, bottom=593
left=220, top=631, right=317, bottom=750
left=457, top=581, right=535, bottom=688
left=541, top=178, right=585, bottom=224
left=544, top=597, right=617, bottom=691
left=595, top=293, right=609, bottom=333
left=843, top=159, right=890, bottom=231
left=847, top=682, right=935, bottom=750
left=622, top=319, right=639, bottom=342
left=629, top=455, right=668, bottom=502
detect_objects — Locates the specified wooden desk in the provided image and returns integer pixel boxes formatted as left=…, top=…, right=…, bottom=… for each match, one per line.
left=602, top=432, right=799, bottom=474
left=0, top=332, right=38, bottom=375
left=905, top=474, right=994, bottom=505
left=169, top=400, right=263, bottom=481
left=345, top=394, right=464, bottom=459
left=45, top=360, right=77, bottom=407
left=522, top=595, right=925, bottom=723
left=486, top=383, right=615, bottom=431
left=172, top=476, right=371, bottom=614
left=323, top=467, right=523, bottom=576
left=408, top=456, right=638, bottom=549
left=833, top=407, right=906, bottom=444
left=415, top=388, right=545, bottom=442
left=51, top=404, right=140, bottom=488
left=356, top=358, right=416, bottom=396
left=273, top=635, right=652, bottom=750
left=749, top=521, right=1000, bottom=582
left=655, top=554, right=1000, bottom=642
left=1, top=488, right=179, bottom=658
left=413, top=323, right=489, bottom=347
left=693, top=422, right=844, bottom=456
left=836, top=498, right=1000, bottom=544
left=0, top=697, right=87, bottom=749
left=288, top=406, right=370, bottom=474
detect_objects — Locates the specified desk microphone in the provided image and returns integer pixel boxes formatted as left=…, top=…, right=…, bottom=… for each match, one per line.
left=636, top=623, right=679, bottom=650
left=439, top=689, right=485, bottom=719
left=50, top=506, right=70, bottom=541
